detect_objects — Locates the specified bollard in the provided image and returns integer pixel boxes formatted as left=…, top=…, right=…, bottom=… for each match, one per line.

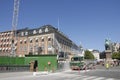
left=44, top=65, right=48, bottom=71
left=85, top=67, right=87, bottom=73
left=52, top=67, right=54, bottom=73
left=79, top=68, right=80, bottom=74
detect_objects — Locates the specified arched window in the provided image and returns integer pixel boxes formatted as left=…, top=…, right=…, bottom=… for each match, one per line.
left=41, top=37, right=44, bottom=42
left=48, top=37, right=51, bottom=41
left=30, top=38, right=32, bottom=43
left=36, top=38, right=38, bottom=42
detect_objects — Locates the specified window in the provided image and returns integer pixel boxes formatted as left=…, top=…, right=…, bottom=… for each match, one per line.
left=42, top=38, right=44, bottom=42
left=4, top=44, right=6, bottom=47
left=24, top=39, right=27, bottom=44
left=41, top=44, right=44, bottom=50
left=41, top=37, right=44, bottom=42
left=24, top=46, right=27, bottom=51
left=25, top=32, right=28, bottom=35
left=0, top=48, right=2, bottom=51
left=29, top=45, right=33, bottom=52
left=30, top=39, right=32, bottom=43
left=33, top=30, right=37, bottom=34
left=48, top=37, right=51, bottom=41
left=48, top=44, right=52, bottom=49
left=36, top=38, right=38, bottom=42
left=45, top=27, right=48, bottom=32
left=20, top=46, right=22, bottom=51
left=39, top=29, right=42, bottom=33
left=21, top=32, right=24, bottom=36
left=20, top=40, right=22, bottom=44
left=7, top=44, right=9, bottom=47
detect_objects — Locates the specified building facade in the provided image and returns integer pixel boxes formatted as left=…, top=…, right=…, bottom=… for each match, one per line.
left=0, top=25, right=78, bottom=57
left=0, top=31, right=14, bottom=56
left=112, top=42, right=120, bottom=53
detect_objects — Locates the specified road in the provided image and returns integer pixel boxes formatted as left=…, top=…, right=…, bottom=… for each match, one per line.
left=0, top=65, right=120, bottom=80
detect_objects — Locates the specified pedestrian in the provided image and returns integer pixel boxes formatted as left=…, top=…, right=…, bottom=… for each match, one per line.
left=106, top=63, right=109, bottom=69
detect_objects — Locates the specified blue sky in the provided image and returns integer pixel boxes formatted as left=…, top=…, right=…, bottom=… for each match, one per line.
left=0, top=0, right=120, bottom=51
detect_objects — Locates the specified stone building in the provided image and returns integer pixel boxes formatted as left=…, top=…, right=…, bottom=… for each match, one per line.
left=0, top=25, right=78, bottom=57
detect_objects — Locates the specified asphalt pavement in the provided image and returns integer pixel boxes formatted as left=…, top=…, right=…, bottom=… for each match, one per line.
left=0, top=65, right=120, bottom=80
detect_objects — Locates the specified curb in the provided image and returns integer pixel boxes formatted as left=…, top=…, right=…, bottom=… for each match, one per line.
left=33, top=71, right=49, bottom=76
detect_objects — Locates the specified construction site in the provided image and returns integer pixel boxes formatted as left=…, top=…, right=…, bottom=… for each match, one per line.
left=0, top=0, right=82, bottom=72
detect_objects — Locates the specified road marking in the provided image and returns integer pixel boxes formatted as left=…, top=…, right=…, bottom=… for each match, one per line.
left=82, top=76, right=97, bottom=80
left=92, top=77, right=105, bottom=80
left=106, top=78, right=116, bottom=80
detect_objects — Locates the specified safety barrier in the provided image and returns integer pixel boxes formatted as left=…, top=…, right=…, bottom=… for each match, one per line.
left=0, top=65, right=30, bottom=72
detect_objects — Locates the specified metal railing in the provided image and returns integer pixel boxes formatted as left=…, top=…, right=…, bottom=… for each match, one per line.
left=0, top=65, right=30, bottom=72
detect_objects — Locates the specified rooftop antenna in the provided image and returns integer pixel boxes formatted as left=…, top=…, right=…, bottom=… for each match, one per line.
left=57, top=17, right=60, bottom=30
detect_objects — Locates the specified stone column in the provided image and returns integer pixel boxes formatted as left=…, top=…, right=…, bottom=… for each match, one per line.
left=105, top=50, right=112, bottom=62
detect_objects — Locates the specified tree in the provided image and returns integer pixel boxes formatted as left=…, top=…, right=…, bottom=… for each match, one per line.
left=100, top=51, right=106, bottom=59
left=84, top=50, right=95, bottom=59
left=112, top=52, right=120, bottom=60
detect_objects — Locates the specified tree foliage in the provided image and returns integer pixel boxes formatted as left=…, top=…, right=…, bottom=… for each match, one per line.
left=112, top=52, right=120, bottom=60
left=84, top=50, right=95, bottom=59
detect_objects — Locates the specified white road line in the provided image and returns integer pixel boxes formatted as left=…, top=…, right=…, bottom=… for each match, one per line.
left=106, top=78, right=116, bottom=80
left=92, top=77, right=105, bottom=80
left=82, top=76, right=97, bottom=80
left=73, top=76, right=88, bottom=80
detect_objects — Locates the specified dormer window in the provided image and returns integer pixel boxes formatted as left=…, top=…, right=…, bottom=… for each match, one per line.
left=21, top=32, right=24, bottom=36
left=45, top=27, right=48, bottom=32
left=25, top=32, right=28, bottom=35
left=39, top=29, right=42, bottom=33
left=33, top=30, right=37, bottom=34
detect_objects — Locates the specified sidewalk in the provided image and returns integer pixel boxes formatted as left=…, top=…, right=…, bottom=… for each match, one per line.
left=0, top=72, right=33, bottom=78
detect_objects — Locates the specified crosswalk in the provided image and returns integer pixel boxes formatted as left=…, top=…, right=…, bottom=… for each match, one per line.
left=75, top=75, right=115, bottom=80
left=48, top=72, right=118, bottom=80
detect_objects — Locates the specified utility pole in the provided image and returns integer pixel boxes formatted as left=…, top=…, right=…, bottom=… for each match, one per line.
left=11, top=0, right=20, bottom=57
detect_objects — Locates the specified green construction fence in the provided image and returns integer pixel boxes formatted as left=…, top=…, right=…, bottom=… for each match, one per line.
left=0, top=54, right=58, bottom=71
left=25, top=55, right=58, bottom=71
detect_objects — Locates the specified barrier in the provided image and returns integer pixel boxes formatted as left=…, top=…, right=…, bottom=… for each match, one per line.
left=0, top=65, right=30, bottom=72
